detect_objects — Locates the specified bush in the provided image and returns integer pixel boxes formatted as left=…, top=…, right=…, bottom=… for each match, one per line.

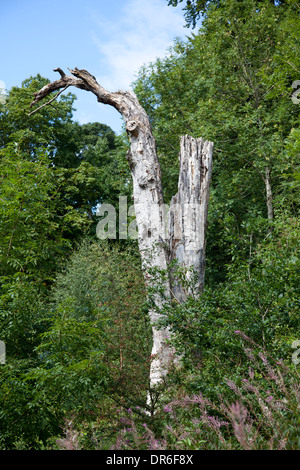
left=0, top=239, right=150, bottom=449
left=95, top=335, right=299, bottom=450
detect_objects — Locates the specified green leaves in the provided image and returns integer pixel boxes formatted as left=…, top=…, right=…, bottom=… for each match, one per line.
left=0, top=1, right=299, bottom=449
left=36, top=239, right=150, bottom=409
left=0, top=75, right=76, bottom=157
left=0, top=149, right=78, bottom=280
left=134, top=0, right=300, bottom=287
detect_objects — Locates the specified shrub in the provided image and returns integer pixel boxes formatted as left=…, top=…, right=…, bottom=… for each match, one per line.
left=96, top=334, right=299, bottom=450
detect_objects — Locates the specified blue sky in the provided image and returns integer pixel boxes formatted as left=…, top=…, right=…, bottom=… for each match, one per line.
left=0, top=0, right=188, bottom=134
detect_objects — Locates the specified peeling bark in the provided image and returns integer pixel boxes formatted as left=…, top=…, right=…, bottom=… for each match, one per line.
left=168, top=136, right=213, bottom=302
left=29, top=68, right=213, bottom=388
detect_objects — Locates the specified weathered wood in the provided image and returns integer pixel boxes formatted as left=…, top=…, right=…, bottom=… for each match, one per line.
left=29, top=68, right=213, bottom=389
left=168, top=136, right=213, bottom=302
left=265, top=166, right=273, bottom=223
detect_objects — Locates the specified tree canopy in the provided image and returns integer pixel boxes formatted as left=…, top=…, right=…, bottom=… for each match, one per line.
left=167, top=0, right=291, bottom=28
left=0, top=0, right=299, bottom=450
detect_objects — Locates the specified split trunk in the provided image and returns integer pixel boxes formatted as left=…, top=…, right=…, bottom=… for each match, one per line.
left=29, top=68, right=213, bottom=387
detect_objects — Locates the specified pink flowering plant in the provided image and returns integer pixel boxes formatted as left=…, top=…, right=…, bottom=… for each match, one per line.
left=90, top=334, right=298, bottom=451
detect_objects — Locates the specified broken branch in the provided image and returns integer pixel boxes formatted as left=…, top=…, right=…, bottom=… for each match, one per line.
left=28, top=85, right=69, bottom=116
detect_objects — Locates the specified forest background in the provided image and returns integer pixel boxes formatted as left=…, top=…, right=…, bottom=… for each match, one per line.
left=0, top=0, right=299, bottom=450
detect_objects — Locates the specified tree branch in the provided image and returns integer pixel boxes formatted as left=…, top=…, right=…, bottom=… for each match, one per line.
left=29, top=67, right=130, bottom=117
left=28, top=85, right=69, bottom=116
left=27, top=66, right=213, bottom=388
left=241, top=156, right=266, bottom=183
left=29, top=68, right=88, bottom=109
left=53, top=67, right=66, bottom=78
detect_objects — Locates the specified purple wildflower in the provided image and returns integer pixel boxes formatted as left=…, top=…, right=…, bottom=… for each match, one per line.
left=248, top=367, right=254, bottom=380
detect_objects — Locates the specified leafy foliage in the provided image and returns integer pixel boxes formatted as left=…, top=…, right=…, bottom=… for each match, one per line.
left=0, top=240, right=149, bottom=449
left=167, top=0, right=291, bottom=28
left=134, top=0, right=300, bottom=284
left=0, top=0, right=299, bottom=450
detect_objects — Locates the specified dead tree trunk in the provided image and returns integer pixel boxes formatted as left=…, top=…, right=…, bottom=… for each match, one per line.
left=168, top=136, right=213, bottom=303
left=29, top=68, right=213, bottom=388
left=265, top=166, right=274, bottom=224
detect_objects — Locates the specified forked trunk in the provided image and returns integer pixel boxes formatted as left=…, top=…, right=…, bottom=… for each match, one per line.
left=29, top=68, right=213, bottom=388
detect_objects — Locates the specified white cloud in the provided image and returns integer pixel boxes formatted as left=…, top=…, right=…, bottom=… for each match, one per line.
left=0, top=80, right=6, bottom=103
left=90, top=0, right=187, bottom=92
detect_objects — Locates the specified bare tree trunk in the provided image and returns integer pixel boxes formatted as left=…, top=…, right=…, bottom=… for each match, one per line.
left=265, top=166, right=274, bottom=224
left=168, top=135, right=213, bottom=302
left=29, top=68, right=213, bottom=388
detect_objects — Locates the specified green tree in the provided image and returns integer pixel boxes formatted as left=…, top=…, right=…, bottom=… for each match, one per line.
left=134, top=0, right=299, bottom=283
left=47, top=240, right=150, bottom=407
left=0, top=75, right=131, bottom=362
left=0, top=75, right=76, bottom=159
left=0, top=240, right=149, bottom=449
left=167, top=0, right=290, bottom=28
left=0, top=146, right=91, bottom=360
left=0, top=75, right=131, bottom=212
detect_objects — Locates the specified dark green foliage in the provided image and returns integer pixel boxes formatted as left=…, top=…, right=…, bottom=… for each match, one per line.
left=0, top=360, right=64, bottom=450
left=109, top=347, right=299, bottom=450
left=0, top=75, right=136, bottom=448
left=0, top=240, right=148, bottom=449
left=167, top=0, right=290, bottom=28
left=0, top=149, right=78, bottom=279
left=134, top=0, right=300, bottom=284
left=0, top=75, right=75, bottom=158
left=0, top=0, right=299, bottom=449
